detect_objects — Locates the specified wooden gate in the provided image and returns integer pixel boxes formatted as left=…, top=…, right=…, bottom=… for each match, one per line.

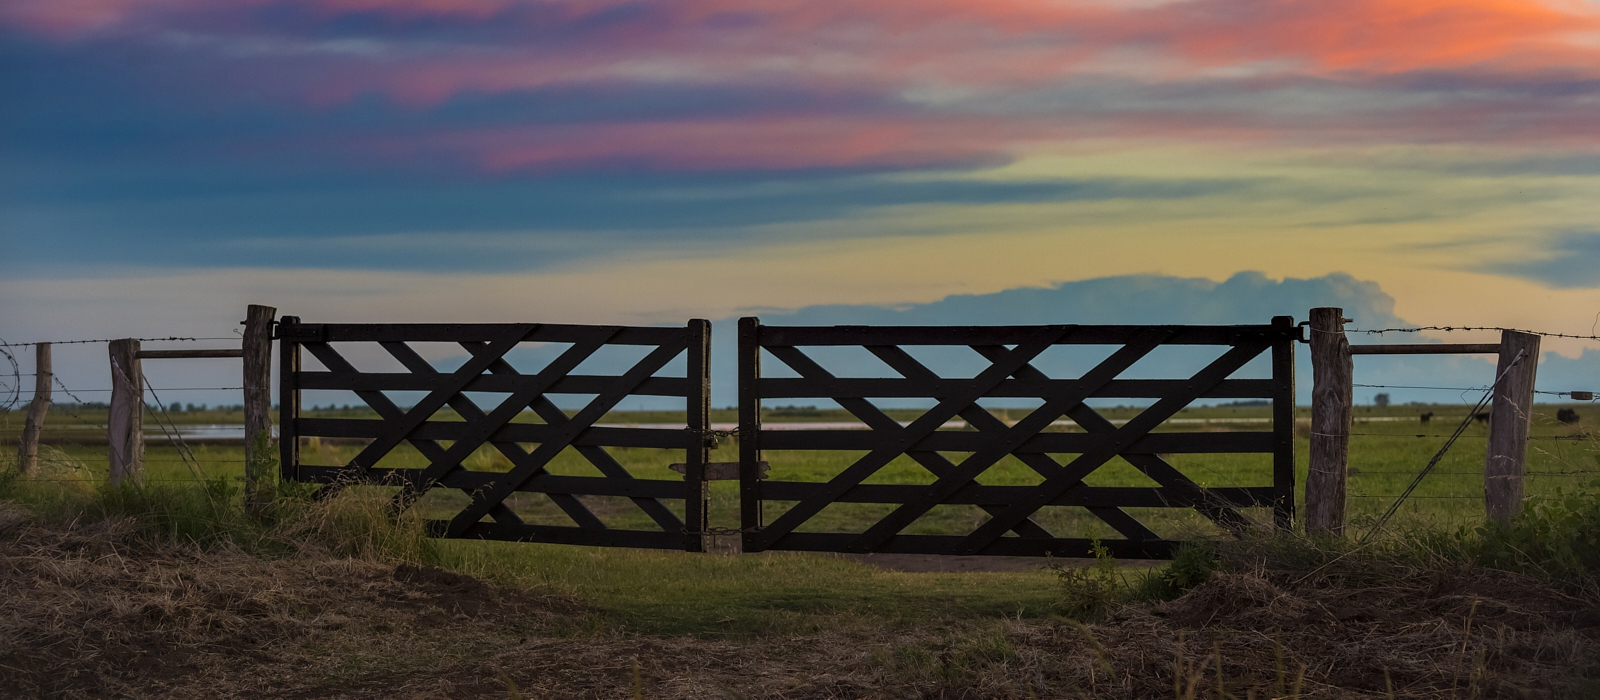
left=737, top=318, right=1299, bottom=559
left=276, top=318, right=713, bottom=551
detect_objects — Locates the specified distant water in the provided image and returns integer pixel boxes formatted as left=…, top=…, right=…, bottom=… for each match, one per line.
left=143, top=424, right=279, bottom=440
left=123, top=415, right=1417, bottom=440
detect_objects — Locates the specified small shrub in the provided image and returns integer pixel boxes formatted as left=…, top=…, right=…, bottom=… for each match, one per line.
left=1054, top=540, right=1125, bottom=619
left=1132, top=542, right=1219, bottom=601
left=1056, top=540, right=1222, bottom=618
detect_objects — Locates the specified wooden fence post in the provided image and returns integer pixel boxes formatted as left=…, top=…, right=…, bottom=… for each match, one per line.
left=737, top=317, right=763, bottom=553
left=1306, top=307, right=1352, bottom=535
left=243, top=304, right=276, bottom=515
left=683, top=319, right=711, bottom=553
left=1486, top=330, right=1540, bottom=525
left=17, top=343, right=52, bottom=475
left=108, top=339, right=144, bottom=486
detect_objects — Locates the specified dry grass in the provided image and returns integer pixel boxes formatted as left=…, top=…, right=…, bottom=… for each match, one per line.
left=0, top=502, right=581, bottom=698
left=3, top=496, right=1599, bottom=699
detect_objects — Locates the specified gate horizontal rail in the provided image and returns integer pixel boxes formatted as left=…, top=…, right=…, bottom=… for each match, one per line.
left=737, top=318, right=1300, bottom=559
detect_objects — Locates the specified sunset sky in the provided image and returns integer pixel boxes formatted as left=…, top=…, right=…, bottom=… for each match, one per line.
left=2, top=0, right=1598, bottom=404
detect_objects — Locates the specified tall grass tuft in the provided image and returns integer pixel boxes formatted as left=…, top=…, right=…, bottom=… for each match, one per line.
left=0, top=458, right=438, bottom=565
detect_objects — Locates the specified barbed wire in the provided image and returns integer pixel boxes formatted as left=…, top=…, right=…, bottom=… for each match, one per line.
left=11, top=386, right=245, bottom=395
left=0, top=337, right=20, bottom=412
left=1352, top=382, right=1590, bottom=398
left=1334, top=325, right=1600, bottom=341
left=144, top=384, right=210, bottom=481
left=1340, top=433, right=1591, bottom=440
left=1359, top=349, right=1525, bottom=542
left=1351, top=495, right=1484, bottom=499
left=0, top=336, right=236, bottom=348
left=1353, top=468, right=1599, bottom=475
left=19, top=478, right=234, bottom=484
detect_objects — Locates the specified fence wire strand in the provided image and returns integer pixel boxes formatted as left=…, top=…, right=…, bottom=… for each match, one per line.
left=0, top=336, right=236, bottom=348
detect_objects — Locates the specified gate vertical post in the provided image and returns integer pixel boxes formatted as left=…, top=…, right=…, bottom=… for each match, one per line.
left=278, top=316, right=302, bottom=487
left=1306, top=307, right=1351, bottom=535
left=243, top=304, right=276, bottom=515
left=107, top=338, right=144, bottom=486
left=1486, top=330, right=1539, bottom=525
left=17, top=342, right=52, bottom=476
left=1270, top=316, right=1297, bottom=529
left=684, top=319, right=712, bottom=552
left=737, top=317, right=763, bottom=552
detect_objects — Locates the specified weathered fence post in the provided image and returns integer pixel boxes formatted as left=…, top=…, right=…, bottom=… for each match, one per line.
left=17, top=343, right=52, bottom=475
left=1486, top=330, right=1540, bottom=525
left=1306, top=307, right=1352, bottom=535
left=108, top=339, right=144, bottom=485
left=243, top=304, right=276, bottom=515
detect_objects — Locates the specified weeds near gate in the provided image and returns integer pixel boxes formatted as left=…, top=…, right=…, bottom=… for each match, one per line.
left=1054, top=539, right=1220, bottom=619
left=1052, top=540, right=1124, bottom=619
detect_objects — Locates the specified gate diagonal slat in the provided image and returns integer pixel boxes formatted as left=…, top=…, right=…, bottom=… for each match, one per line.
left=764, top=345, right=1053, bottom=540
left=970, top=345, right=1251, bottom=531
left=456, top=340, right=685, bottom=534
left=867, top=345, right=1090, bottom=488
left=749, top=326, right=1070, bottom=551
left=866, top=344, right=1174, bottom=542
left=340, top=326, right=536, bottom=476
left=394, top=327, right=619, bottom=527
left=446, top=340, right=687, bottom=537
left=300, top=341, right=527, bottom=526
left=866, top=345, right=1188, bottom=536
left=1087, top=506, right=1162, bottom=542
left=378, top=340, right=604, bottom=531
left=955, top=342, right=1268, bottom=554
left=843, top=329, right=1171, bottom=553
left=1066, top=403, right=1250, bottom=531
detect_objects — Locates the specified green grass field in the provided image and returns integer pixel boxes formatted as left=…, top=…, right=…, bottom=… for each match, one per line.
left=10, top=402, right=1597, bottom=543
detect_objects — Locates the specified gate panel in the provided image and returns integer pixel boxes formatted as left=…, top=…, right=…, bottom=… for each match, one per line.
left=277, top=319, right=712, bottom=551
left=737, top=318, right=1299, bottom=559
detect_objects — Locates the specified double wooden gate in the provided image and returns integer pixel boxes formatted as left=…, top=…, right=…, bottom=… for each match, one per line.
left=277, top=316, right=1299, bottom=559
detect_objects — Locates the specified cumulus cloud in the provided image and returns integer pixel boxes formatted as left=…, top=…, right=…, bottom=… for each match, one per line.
left=475, top=271, right=1588, bottom=408
left=1481, top=230, right=1600, bottom=289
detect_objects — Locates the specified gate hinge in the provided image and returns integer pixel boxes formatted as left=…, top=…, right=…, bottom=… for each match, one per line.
left=276, top=318, right=325, bottom=342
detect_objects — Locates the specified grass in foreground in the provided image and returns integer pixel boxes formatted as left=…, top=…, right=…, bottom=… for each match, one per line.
left=3, top=456, right=1600, bottom=698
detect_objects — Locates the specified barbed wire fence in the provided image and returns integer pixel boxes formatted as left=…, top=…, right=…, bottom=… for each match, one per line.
left=1, top=335, right=251, bottom=484
left=1313, top=325, right=1600, bottom=531
left=1, top=325, right=1596, bottom=517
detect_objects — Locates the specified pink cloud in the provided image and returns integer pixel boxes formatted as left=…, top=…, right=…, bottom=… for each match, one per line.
left=356, top=116, right=1021, bottom=172
left=7, top=0, right=1597, bottom=173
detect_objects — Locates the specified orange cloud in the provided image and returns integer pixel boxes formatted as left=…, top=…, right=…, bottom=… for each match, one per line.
left=6, top=0, right=1596, bottom=173
left=8, top=0, right=1594, bottom=79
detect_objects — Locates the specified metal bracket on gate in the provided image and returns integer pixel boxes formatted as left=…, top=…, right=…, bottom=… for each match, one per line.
left=670, top=461, right=770, bottom=481
left=275, top=318, right=325, bottom=342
